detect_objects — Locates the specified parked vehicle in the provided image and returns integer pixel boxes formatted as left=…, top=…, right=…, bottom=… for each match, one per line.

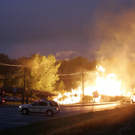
left=130, top=94, right=135, bottom=103
left=8, top=96, right=22, bottom=102
left=0, top=97, right=5, bottom=105
left=19, top=99, right=60, bottom=116
left=3, top=96, right=11, bottom=101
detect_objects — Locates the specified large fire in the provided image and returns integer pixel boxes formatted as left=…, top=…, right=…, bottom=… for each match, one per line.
left=54, top=65, right=125, bottom=104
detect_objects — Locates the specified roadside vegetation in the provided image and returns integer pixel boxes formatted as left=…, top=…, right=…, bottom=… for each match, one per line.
left=0, top=53, right=134, bottom=103
left=1, top=104, right=135, bottom=135
left=0, top=54, right=96, bottom=92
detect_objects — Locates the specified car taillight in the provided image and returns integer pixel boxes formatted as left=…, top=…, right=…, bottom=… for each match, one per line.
left=2, top=99, right=5, bottom=103
left=56, top=107, right=59, bottom=111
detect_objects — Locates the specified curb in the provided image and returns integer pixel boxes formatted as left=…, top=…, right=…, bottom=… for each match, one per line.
left=60, top=102, right=117, bottom=107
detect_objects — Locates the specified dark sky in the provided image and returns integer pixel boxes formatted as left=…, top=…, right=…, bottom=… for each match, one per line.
left=1, top=0, right=135, bottom=61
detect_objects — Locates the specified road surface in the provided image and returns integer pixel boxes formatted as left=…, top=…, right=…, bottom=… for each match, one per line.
left=0, top=102, right=123, bottom=131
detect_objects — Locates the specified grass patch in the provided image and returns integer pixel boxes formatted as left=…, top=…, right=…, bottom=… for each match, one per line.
left=1, top=104, right=135, bottom=135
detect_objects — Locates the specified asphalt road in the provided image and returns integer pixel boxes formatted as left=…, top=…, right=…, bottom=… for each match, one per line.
left=0, top=102, right=121, bottom=131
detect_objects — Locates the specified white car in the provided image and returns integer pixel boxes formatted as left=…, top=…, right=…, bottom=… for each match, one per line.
left=130, top=95, right=135, bottom=103
left=19, top=99, right=60, bottom=116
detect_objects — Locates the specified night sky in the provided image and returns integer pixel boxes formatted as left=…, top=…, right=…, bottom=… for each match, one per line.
left=1, top=0, right=135, bottom=61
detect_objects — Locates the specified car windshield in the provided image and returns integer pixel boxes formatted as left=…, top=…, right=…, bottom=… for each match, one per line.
left=31, top=101, right=37, bottom=105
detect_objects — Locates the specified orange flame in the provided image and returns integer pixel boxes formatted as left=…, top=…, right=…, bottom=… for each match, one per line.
left=54, top=65, right=125, bottom=104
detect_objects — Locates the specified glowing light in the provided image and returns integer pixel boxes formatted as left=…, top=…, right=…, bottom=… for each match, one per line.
left=54, top=65, right=125, bottom=104
left=54, top=87, right=82, bottom=104
left=97, top=65, right=106, bottom=72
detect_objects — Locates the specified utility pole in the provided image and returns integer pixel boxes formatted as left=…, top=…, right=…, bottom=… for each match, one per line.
left=22, top=67, right=25, bottom=104
left=82, top=69, right=84, bottom=103
left=24, top=67, right=25, bottom=96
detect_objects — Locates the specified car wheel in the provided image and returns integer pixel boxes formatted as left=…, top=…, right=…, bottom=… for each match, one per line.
left=46, top=110, right=53, bottom=116
left=22, top=108, right=28, bottom=115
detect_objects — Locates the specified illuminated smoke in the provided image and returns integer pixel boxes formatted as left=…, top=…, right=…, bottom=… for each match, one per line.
left=86, top=2, right=135, bottom=94
left=55, top=2, right=135, bottom=104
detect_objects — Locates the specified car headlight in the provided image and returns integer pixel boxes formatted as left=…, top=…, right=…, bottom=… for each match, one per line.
left=19, top=105, right=22, bottom=108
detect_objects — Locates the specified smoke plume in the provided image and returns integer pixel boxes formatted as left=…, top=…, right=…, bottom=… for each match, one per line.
left=87, top=1, right=135, bottom=94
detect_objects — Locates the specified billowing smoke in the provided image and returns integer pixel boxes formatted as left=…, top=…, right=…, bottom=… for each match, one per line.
left=95, top=10, right=135, bottom=61
left=56, top=51, right=80, bottom=60
left=87, top=1, right=135, bottom=95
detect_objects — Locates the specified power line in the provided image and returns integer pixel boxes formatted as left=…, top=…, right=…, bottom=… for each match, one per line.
left=58, top=72, right=81, bottom=76
left=0, top=62, right=28, bottom=67
left=0, top=62, right=85, bottom=76
left=60, top=76, right=81, bottom=79
left=4, top=74, right=23, bottom=79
